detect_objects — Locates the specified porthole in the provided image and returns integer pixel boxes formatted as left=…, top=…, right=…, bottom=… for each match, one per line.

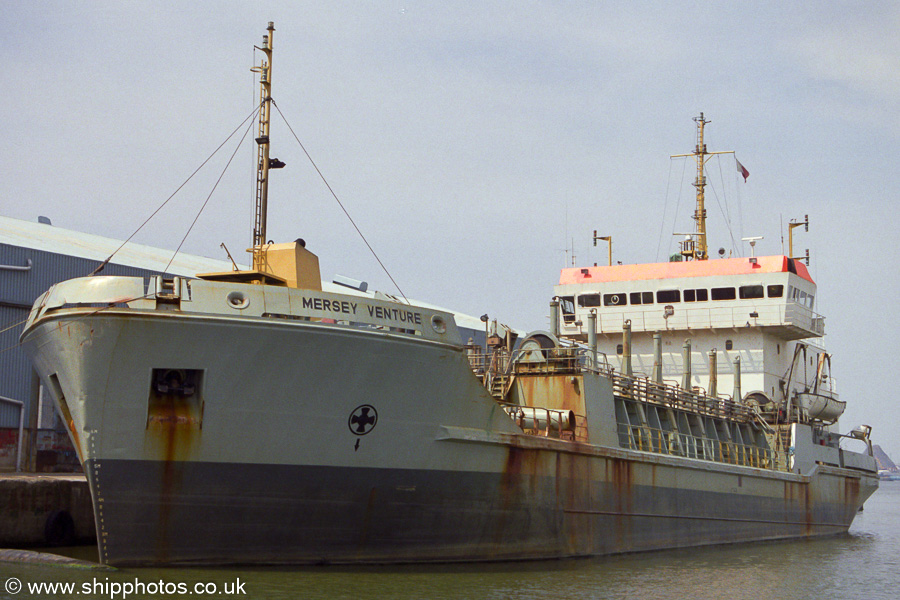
left=431, top=315, right=447, bottom=334
left=226, top=291, right=249, bottom=309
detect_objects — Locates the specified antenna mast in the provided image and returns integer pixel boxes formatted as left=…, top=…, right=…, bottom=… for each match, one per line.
left=692, top=114, right=709, bottom=260
left=251, top=22, right=275, bottom=270
left=671, top=113, right=734, bottom=261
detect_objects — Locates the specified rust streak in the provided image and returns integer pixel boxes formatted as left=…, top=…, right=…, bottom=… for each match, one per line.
left=844, top=476, right=860, bottom=518
left=147, top=391, right=200, bottom=562
left=358, top=487, right=378, bottom=549
left=500, top=446, right=524, bottom=502
left=608, top=458, right=633, bottom=551
left=804, top=484, right=813, bottom=536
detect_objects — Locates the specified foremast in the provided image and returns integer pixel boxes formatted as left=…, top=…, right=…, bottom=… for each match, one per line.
left=198, top=22, right=321, bottom=291
left=671, top=113, right=734, bottom=261
left=251, top=22, right=276, bottom=271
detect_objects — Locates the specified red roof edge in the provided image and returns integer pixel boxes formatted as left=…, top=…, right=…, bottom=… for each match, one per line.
left=559, top=255, right=816, bottom=285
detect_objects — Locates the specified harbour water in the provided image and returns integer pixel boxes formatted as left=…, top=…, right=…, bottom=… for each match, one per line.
left=2, top=480, right=898, bottom=600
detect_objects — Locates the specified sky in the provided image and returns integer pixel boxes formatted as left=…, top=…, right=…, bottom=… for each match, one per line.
left=1, top=1, right=898, bottom=456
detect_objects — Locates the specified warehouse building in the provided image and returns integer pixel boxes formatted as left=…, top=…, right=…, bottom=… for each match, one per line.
left=0, top=215, right=233, bottom=471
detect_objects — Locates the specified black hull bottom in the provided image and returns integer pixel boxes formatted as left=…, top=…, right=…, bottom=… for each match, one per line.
left=85, top=458, right=864, bottom=566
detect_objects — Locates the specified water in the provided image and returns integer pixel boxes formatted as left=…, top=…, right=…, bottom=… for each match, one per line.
left=3, top=481, right=899, bottom=600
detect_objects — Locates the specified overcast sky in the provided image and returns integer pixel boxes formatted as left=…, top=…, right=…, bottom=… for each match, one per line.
left=2, top=1, right=898, bottom=456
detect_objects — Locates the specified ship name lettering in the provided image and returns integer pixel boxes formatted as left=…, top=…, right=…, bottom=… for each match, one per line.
left=298, top=296, right=421, bottom=325
left=301, top=296, right=358, bottom=315
left=367, top=305, right=423, bottom=325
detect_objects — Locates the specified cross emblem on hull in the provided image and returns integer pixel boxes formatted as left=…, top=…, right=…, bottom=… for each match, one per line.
left=348, top=405, right=378, bottom=435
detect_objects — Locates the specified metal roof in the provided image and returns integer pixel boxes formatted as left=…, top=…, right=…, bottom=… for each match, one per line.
left=0, top=215, right=235, bottom=275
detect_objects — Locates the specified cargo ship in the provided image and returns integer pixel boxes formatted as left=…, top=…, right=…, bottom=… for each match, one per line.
left=19, top=24, right=878, bottom=566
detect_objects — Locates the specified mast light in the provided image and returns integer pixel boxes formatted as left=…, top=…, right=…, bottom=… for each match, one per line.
left=592, top=230, right=612, bottom=266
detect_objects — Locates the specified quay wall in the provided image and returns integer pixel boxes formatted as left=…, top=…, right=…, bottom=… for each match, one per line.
left=0, top=474, right=95, bottom=547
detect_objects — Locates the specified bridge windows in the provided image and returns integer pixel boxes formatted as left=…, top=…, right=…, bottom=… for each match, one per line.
left=630, top=291, right=654, bottom=305
left=790, top=288, right=814, bottom=309
left=577, top=293, right=602, bottom=307
left=563, top=280, right=811, bottom=324
left=656, top=289, right=681, bottom=303
left=739, top=285, right=764, bottom=299
left=603, top=293, right=628, bottom=306
left=576, top=292, right=631, bottom=307
left=711, top=287, right=737, bottom=301
left=683, top=288, right=709, bottom=302
left=559, top=296, right=575, bottom=323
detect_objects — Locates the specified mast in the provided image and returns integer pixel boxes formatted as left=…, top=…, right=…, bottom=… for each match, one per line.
left=671, top=113, right=734, bottom=261
left=197, top=22, right=312, bottom=290
left=692, top=113, right=709, bottom=260
left=251, top=22, right=275, bottom=270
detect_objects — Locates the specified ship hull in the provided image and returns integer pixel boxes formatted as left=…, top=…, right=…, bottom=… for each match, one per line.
left=22, top=308, right=877, bottom=566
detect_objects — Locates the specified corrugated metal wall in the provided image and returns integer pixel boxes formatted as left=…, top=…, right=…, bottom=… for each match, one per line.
left=0, top=243, right=161, bottom=428
left=0, top=306, right=30, bottom=425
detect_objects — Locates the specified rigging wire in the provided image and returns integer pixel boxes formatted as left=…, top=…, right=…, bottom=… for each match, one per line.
left=271, top=99, right=410, bottom=304
left=667, top=157, right=689, bottom=256
left=0, top=318, right=28, bottom=337
left=163, top=109, right=259, bottom=275
left=706, top=160, right=739, bottom=256
left=89, top=103, right=263, bottom=276
left=716, top=155, right=732, bottom=225
left=655, top=158, right=676, bottom=262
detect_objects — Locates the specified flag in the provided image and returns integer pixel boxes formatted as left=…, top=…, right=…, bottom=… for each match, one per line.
left=736, top=158, right=750, bottom=182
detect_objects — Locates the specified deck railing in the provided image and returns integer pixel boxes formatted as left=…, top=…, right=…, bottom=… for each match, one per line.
left=619, top=423, right=778, bottom=469
left=611, top=373, right=758, bottom=424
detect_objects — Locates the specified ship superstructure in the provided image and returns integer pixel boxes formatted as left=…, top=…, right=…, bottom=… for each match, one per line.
left=552, top=114, right=847, bottom=471
left=555, top=256, right=838, bottom=422
left=18, top=28, right=877, bottom=566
